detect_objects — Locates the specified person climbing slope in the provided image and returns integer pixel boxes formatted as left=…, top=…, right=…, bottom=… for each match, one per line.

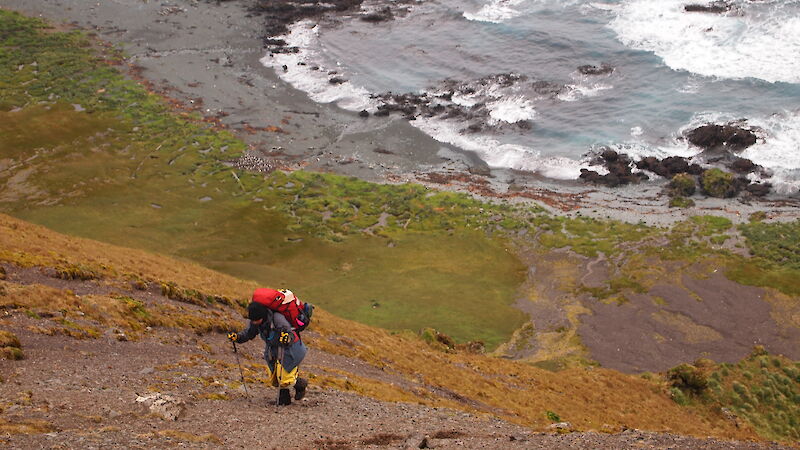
left=228, top=288, right=313, bottom=405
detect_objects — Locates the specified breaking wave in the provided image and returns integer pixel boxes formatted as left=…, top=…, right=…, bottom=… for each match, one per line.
left=609, top=0, right=800, bottom=83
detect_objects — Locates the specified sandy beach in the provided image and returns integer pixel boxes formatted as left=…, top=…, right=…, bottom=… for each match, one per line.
left=2, top=0, right=798, bottom=225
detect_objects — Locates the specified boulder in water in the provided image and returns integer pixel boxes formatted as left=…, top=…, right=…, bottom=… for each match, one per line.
left=685, top=123, right=757, bottom=152
left=578, top=63, right=614, bottom=75
left=684, top=1, right=731, bottom=13
left=745, top=182, right=771, bottom=197
left=360, top=7, right=393, bottom=22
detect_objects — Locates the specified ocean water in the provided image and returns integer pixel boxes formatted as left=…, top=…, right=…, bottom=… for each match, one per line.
left=261, top=0, right=800, bottom=193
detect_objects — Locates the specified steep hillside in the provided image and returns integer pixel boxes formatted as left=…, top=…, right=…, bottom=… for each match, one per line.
left=1, top=213, right=795, bottom=448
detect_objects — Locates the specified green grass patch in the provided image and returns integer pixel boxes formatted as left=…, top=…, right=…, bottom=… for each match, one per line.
left=739, top=220, right=800, bottom=270
left=535, top=216, right=655, bottom=257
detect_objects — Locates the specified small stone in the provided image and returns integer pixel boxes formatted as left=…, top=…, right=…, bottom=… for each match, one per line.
left=135, top=393, right=185, bottom=421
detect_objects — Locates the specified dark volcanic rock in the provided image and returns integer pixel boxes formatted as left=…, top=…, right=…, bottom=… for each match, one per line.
left=360, top=7, right=393, bottom=22
left=600, top=149, right=619, bottom=162
left=684, top=1, right=731, bottom=13
left=728, top=157, right=757, bottom=174
left=635, top=156, right=702, bottom=178
left=372, top=73, right=524, bottom=129
left=578, top=63, right=614, bottom=76
left=685, top=123, right=757, bottom=152
left=745, top=182, right=772, bottom=197
left=358, top=109, right=369, bottom=118
left=579, top=150, right=648, bottom=187
left=254, top=0, right=365, bottom=38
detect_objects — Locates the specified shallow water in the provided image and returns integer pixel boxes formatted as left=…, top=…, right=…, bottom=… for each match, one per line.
left=261, top=0, right=800, bottom=192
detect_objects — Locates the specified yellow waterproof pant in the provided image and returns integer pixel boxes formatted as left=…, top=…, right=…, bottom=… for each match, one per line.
left=266, top=360, right=298, bottom=388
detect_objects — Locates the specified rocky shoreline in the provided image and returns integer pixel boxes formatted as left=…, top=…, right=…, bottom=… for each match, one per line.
left=2, top=0, right=798, bottom=225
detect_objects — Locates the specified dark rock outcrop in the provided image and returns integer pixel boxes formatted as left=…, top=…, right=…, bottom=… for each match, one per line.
left=635, top=156, right=703, bottom=178
left=728, top=157, right=757, bottom=174
left=684, top=1, right=731, bottom=13
left=578, top=151, right=772, bottom=198
left=360, top=7, right=393, bottom=22
left=745, top=182, right=772, bottom=197
left=685, top=123, right=757, bottom=153
left=578, top=64, right=614, bottom=76
left=579, top=149, right=648, bottom=187
left=254, top=0, right=365, bottom=38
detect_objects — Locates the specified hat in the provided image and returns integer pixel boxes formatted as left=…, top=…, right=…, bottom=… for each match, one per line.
left=247, top=301, right=271, bottom=321
left=279, top=289, right=297, bottom=305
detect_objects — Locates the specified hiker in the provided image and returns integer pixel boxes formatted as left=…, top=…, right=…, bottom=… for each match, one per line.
left=228, top=288, right=313, bottom=405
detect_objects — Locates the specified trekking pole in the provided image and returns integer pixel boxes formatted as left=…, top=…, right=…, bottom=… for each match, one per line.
left=231, top=341, right=250, bottom=399
left=275, top=345, right=284, bottom=408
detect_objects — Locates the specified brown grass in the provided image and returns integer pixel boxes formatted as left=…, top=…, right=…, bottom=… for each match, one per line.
left=0, top=418, right=54, bottom=434
left=0, top=330, right=21, bottom=348
left=0, top=213, right=258, bottom=301
left=0, top=282, right=239, bottom=338
left=360, top=433, right=406, bottom=445
left=156, top=429, right=223, bottom=444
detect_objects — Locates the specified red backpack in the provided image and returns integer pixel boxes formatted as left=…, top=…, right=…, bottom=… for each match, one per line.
left=252, top=288, right=312, bottom=331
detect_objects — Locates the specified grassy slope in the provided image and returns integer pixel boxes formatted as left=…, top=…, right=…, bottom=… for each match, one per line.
left=0, top=212, right=761, bottom=441
left=0, top=10, right=526, bottom=349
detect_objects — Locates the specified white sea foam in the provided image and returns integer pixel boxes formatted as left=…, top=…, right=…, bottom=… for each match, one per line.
left=740, top=111, right=800, bottom=193
left=620, top=110, right=800, bottom=193
left=487, top=96, right=536, bottom=124
left=587, top=2, right=618, bottom=12
left=558, top=82, right=612, bottom=101
left=412, top=117, right=593, bottom=179
left=260, top=21, right=377, bottom=111
left=609, top=0, right=800, bottom=83
left=604, top=139, right=701, bottom=162
left=463, top=0, right=529, bottom=23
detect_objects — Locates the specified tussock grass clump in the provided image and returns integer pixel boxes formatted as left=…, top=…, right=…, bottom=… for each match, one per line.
left=56, top=264, right=100, bottom=281
left=666, top=350, right=800, bottom=442
left=0, top=329, right=23, bottom=360
left=668, top=363, right=709, bottom=396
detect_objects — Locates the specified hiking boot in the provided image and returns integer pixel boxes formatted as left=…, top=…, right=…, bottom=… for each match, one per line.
left=278, top=388, right=292, bottom=406
left=294, top=377, right=308, bottom=401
